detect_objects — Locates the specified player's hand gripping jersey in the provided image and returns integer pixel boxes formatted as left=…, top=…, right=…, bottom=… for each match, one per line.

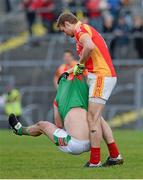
left=54, top=75, right=89, bottom=121
left=74, top=22, right=116, bottom=77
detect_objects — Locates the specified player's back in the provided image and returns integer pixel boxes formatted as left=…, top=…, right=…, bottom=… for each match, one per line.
left=64, top=107, right=89, bottom=141
left=55, top=75, right=89, bottom=140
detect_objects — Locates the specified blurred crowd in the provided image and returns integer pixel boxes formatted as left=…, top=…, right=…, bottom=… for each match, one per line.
left=3, top=0, right=143, bottom=58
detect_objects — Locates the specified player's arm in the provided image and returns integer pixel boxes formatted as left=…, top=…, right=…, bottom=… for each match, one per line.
left=66, top=67, right=74, bottom=74
left=79, top=33, right=96, bottom=64
left=65, top=34, right=95, bottom=73
left=54, top=106, right=63, bottom=128
left=53, top=76, right=58, bottom=89
left=53, top=68, right=60, bottom=89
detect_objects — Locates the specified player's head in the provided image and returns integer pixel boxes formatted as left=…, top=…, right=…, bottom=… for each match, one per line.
left=63, top=50, right=74, bottom=64
left=57, top=12, right=78, bottom=37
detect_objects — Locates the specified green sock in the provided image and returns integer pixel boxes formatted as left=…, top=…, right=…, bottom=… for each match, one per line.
left=17, top=127, right=30, bottom=136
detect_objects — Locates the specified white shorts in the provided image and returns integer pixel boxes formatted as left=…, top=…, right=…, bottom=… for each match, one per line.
left=53, top=128, right=90, bottom=155
left=87, top=73, right=117, bottom=104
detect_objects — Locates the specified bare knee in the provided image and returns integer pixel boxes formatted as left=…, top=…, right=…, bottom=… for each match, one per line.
left=37, top=120, right=44, bottom=126
left=37, top=120, right=53, bottom=131
left=37, top=121, right=47, bottom=129
left=88, top=103, right=104, bottom=123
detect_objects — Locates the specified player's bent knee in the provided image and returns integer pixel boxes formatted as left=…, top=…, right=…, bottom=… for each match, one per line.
left=37, top=121, right=45, bottom=126
left=37, top=121, right=50, bottom=130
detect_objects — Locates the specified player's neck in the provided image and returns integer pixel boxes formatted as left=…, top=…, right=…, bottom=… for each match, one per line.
left=74, top=21, right=82, bottom=31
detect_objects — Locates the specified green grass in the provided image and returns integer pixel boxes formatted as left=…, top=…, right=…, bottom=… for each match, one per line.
left=0, top=130, right=143, bottom=179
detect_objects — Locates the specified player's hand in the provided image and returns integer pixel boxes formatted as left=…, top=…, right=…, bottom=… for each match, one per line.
left=57, top=72, right=69, bottom=84
left=73, top=63, right=85, bottom=75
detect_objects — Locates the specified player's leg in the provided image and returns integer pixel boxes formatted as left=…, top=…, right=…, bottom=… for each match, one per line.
left=100, top=117, right=124, bottom=166
left=8, top=114, right=37, bottom=136
left=9, top=113, right=89, bottom=155
left=101, top=117, right=115, bottom=144
left=9, top=114, right=57, bottom=142
left=36, top=120, right=57, bottom=143
left=85, top=74, right=118, bottom=167
left=84, top=101, right=104, bottom=167
left=25, top=124, right=42, bottom=136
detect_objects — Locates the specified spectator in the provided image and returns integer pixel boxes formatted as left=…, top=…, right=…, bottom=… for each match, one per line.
left=120, top=0, right=131, bottom=6
left=103, top=14, right=115, bottom=57
left=54, top=0, right=63, bottom=18
left=113, top=15, right=130, bottom=58
left=53, top=50, right=77, bottom=89
left=30, top=0, right=56, bottom=33
left=0, top=67, right=4, bottom=112
left=107, top=0, right=121, bottom=25
left=61, top=0, right=77, bottom=12
left=85, top=0, right=108, bottom=32
left=61, top=0, right=87, bottom=23
left=132, top=16, right=143, bottom=58
left=119, top=0, right=133, bottom=30
left=5, top=0, right=12, bottom=13
left=21, top=0, right=36, bottom=36
left=2, top=86, right=22, bottom=121
left=107, top=0, right=121, bottom=14
left=123, top=10, right=133, bottom=30
left=103, top=14, right=114, bottom=33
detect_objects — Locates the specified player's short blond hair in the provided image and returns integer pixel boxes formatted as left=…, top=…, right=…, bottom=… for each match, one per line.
left=57, top=12, right=78, bottom=27
left=64, top=49, right=74, bottom=56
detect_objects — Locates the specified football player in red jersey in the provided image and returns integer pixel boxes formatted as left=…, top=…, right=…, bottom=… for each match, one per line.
left=57, top=12, right=124, bottom=167
left=53, top=50, right=77, bottom=88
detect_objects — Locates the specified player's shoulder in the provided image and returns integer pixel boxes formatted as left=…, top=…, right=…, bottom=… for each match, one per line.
left=59, top=63, right=66, bottom=68
left=74, top=23, right=92, bottom=41
left=58, top=64, right=66, bottom=71
left=75, top=22, right=88, bottom=34
left=55, top=64, right=66, bottom=76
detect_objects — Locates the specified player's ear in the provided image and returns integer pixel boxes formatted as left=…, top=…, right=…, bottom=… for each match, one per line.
left=65, top=21, right=70, bottom=27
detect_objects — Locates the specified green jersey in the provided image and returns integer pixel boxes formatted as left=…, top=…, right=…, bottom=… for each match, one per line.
left=54, top=76, right=89, bottom=121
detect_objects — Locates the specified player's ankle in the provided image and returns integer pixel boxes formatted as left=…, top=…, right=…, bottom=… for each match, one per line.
left=16, top=126, right=23, bottom=135
left=107, top=142, right=119, bottom=158
left=90, top=147, right=100, bottom=164
left=16, top=126, right=30, bottom=136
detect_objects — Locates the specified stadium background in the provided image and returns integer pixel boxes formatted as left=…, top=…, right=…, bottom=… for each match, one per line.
left=0, top=0, right=143, bottom=179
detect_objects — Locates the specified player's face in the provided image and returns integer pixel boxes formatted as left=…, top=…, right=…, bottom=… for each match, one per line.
left=63, top=52, right=73, bottom=64
left=59, top=22, right=74, bottom=37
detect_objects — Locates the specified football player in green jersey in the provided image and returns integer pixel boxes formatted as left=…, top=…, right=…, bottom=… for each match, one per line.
left=9, top=74, right=91, bottom=155
left=9, top=74, right=123, bottom=167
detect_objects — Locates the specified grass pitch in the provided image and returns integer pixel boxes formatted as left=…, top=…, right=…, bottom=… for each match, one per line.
left=0, top=130, right=143, bottom=179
